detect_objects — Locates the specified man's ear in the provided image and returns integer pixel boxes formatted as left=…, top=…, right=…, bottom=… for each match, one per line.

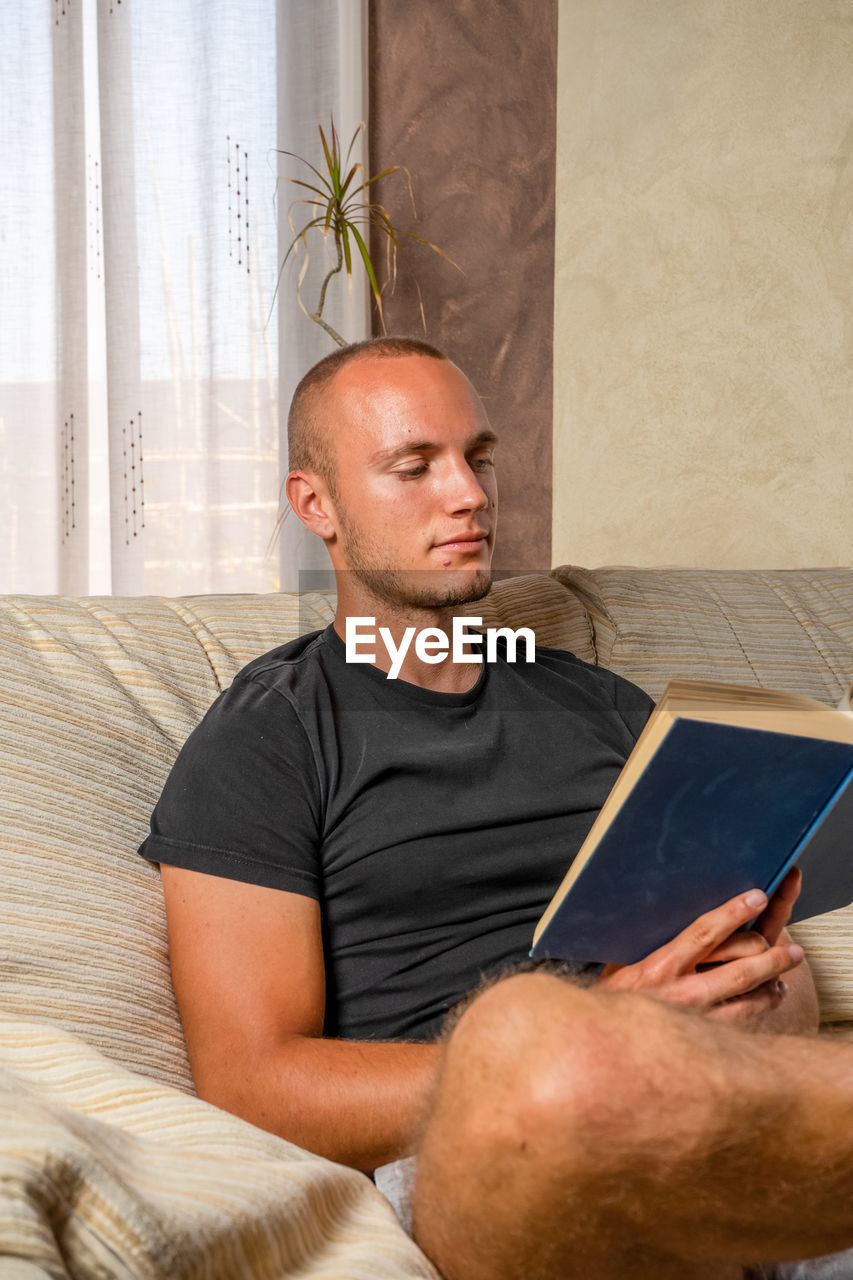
left=285, top=471, right=337, bottom=541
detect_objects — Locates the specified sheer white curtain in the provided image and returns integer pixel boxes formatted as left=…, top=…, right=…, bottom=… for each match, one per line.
left=277, top=0, right=369, bottom=591
left=0, top=0, right=366, bottom=596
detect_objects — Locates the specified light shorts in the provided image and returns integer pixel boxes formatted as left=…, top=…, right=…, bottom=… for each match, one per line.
left=373, top=1156, right=418, bottom=1236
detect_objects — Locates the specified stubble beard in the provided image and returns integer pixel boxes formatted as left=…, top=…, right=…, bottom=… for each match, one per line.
left=337, top=511, right=493, bottom=613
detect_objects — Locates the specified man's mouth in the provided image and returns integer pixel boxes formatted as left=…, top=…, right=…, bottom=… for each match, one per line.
left=434, top=530, right=489, bottom=553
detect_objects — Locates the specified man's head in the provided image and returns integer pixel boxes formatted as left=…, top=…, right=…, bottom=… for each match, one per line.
left=287, top=337, right=448, bottom=497
left=285, top=338, right=498, bottom=616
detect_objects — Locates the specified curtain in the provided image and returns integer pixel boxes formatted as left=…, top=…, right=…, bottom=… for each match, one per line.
left=0, top=0, right=367, bottom=596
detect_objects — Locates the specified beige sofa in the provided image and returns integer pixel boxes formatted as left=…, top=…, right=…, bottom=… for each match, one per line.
left=1, top=566, right=852, bottom=1277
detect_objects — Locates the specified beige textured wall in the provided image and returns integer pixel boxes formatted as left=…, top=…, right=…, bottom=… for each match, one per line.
left=553, top=0, right=853, bottom=569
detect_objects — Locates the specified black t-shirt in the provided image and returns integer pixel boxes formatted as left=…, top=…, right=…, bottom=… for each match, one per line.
left=140, top=625, right=653, bottom=1042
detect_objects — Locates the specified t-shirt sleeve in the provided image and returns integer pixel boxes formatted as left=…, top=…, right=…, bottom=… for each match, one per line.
left=139, top=674, right=323, bottom=897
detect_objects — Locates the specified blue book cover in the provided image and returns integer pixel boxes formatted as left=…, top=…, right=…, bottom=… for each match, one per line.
left=531, top=716, right=853, bottom=967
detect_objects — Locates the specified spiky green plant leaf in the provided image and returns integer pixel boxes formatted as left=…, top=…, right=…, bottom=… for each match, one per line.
left=277, top=117, right=460, bottom=348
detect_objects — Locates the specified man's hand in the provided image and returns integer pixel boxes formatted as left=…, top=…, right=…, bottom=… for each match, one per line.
left=596, top=868, right=818, bottom=1033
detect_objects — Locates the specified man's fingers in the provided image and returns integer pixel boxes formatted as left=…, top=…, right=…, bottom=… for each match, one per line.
left=705, top=978, right=789, bottom=1025
left=703, top=930, right=769, bottom=964
left=690, top=940, right=804, bottom=1008
left=664, top=888, right=769, bottom=971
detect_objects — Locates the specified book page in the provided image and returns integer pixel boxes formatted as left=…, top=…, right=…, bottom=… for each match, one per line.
left=660, top=680, right=853, bottom=745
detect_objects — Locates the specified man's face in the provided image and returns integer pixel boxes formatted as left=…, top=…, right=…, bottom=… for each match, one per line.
left=323, top=355, right=498, bottom=613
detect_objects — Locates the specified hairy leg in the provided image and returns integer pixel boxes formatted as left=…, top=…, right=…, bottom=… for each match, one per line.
left=412, top=973, right=853, bottom=1280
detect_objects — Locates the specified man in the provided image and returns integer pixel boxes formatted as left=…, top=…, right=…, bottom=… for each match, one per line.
left=141, top=338, right=853, bottom=1279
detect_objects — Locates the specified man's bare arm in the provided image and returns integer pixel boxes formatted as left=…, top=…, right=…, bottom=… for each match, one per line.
left=160, top=865, right=441, bottom=1171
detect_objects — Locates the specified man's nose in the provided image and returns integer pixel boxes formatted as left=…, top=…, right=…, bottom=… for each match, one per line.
left=445, top=459, right=490, bottom=512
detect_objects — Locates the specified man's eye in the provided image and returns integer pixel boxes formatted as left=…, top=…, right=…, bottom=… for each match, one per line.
left=471, top=456, right=495, bottom=470
left=396, top=464, right=428, bottom=479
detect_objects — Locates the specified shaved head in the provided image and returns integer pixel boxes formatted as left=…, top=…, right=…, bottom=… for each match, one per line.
left=287, top=337, right=448, bottom=494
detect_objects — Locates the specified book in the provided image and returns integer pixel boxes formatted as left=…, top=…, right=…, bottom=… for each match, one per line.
left=530, top=678, right=853, bottom=967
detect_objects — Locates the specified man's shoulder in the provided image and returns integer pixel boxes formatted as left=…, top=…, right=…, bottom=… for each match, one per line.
left=506, top=638, right=613, bottom=690
left=506, top=640, right=655, bottom=737
left=237, top=625, right=331, bottom=685
left=236, top=621, right=372, bottom=696
left=528, top=640, right=597, bottom=673
left=529, top=641, right=639, bottom=692
left=203, top=626, right=342, bottom=730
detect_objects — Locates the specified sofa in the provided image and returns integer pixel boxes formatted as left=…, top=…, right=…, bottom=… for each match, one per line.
left=1, top=565, right=852, bottom=1277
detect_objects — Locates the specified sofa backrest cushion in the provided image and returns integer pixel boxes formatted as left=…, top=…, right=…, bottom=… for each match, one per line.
left=477, top=571, right=595, bottom=660
left=553, top=566, right=853, bottom=706
left=0, top=592, right=338, bottom=1092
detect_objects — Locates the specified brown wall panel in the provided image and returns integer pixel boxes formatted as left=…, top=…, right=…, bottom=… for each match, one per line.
left=368, top=1, right=557, bottom=572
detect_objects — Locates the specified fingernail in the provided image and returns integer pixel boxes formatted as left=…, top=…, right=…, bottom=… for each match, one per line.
left=787, top=943, right=804, bottom=963
left=744, top=890, right=767, bottom=910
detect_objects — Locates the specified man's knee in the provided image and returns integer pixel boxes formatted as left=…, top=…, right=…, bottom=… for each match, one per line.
left=438, top=974, right=597, bottom=1129
left=416, top=971, right=744, bottom=1209
left=412, top=973, right=675, bottom=1277
left=426, top=972, right=679, bottom=1160
left=412, top=972, right=745, bottom=1279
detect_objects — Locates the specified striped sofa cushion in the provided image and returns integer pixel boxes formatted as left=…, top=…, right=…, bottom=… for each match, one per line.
left=0, top=591, right=336, bottom=1093
left=477, top=571, right=595, bottom=660
left=0, top=1014, right=436, bottom=1278
left=553, top=566, right=853, bottom=706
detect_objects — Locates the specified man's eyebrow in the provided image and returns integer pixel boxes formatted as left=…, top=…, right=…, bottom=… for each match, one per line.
left=368, top=430, right=498, bottom=466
